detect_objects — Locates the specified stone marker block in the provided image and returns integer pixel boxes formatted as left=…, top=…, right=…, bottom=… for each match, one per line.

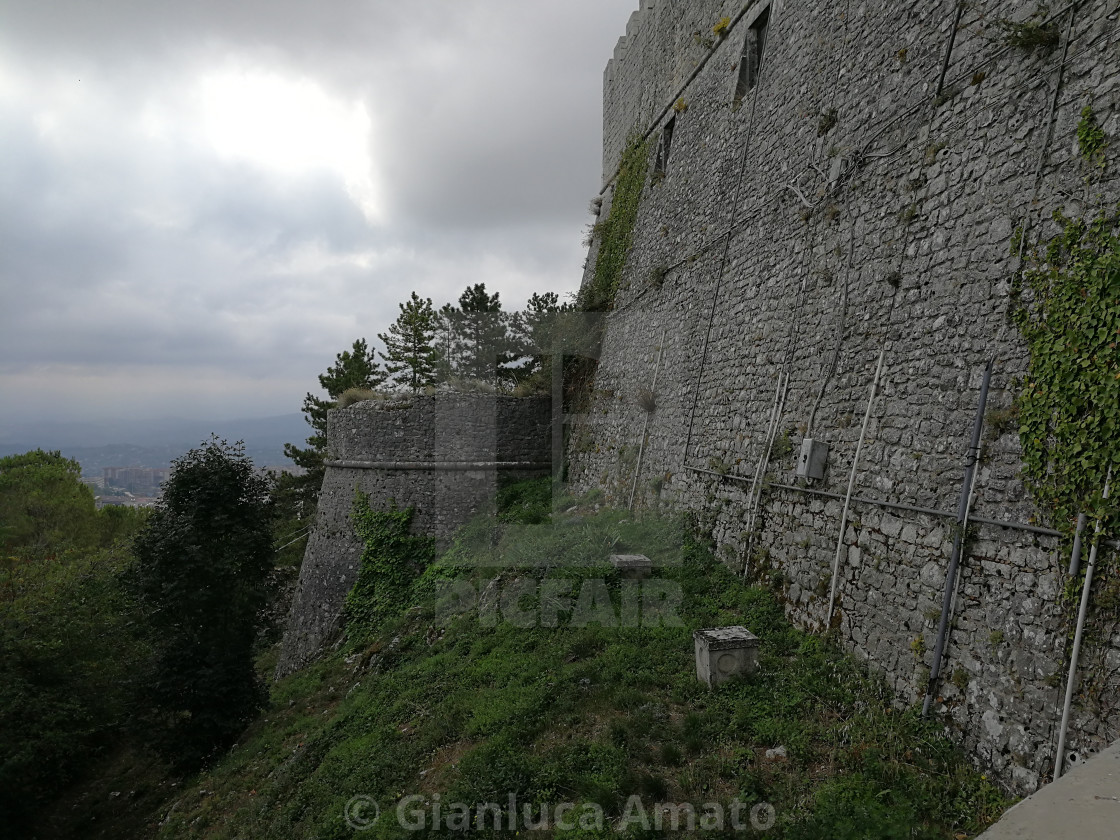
left=694, top=626, right=760, bottom=687
left=610, top=553, right=652, bottom=579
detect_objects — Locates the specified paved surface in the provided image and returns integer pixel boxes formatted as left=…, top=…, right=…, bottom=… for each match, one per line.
left=976, top=741, right=1120, bottom=839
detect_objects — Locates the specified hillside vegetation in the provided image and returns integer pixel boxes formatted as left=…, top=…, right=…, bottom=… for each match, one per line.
left=149, top=480, right=1008, bottom=839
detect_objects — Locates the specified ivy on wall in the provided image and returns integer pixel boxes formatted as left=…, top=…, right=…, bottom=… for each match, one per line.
left=579, top=137, right=651, bottom=312
left=1077, top=105, right=1108, bottom=171
left=345, top=492, right=435, bottom=640
left=1011, top=209, right=1120, bottom=534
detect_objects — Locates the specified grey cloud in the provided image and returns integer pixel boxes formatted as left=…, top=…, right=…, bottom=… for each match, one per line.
left=0, top=0, right=637, bottom=422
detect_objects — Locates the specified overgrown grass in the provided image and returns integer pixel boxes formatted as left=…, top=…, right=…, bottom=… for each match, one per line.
left=154, top=484, right=1009, bottom=839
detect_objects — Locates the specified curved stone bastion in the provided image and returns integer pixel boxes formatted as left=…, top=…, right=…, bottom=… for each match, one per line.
left=277, top=393, right=552, bottom=676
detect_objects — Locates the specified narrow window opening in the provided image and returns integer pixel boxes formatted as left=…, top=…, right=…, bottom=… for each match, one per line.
left=654, top=115, right=675, bottom=179
left=734, top=5, right=771, bottom=101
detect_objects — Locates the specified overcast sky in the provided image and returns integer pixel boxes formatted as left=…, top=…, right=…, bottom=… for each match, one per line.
left=0, top=0, right=636, bottom=425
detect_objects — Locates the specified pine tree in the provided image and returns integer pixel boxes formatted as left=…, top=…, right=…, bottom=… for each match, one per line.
left=452, top=283, right=514, bottom=385
left=509, top=291, right=573, bottom=382
left=434, top=302, right=460, bottom=382
left=281, top=339, right=386, bottom=521
left=379, top=292, right=440, bottom=392
left=284, top=339, right=385, bottom=471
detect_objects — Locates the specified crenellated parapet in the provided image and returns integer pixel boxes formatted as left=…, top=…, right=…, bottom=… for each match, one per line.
left=601, top=0, right=741, bottom=182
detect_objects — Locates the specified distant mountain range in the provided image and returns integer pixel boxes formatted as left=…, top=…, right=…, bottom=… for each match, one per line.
left=0, top=414, right=309, bottom=475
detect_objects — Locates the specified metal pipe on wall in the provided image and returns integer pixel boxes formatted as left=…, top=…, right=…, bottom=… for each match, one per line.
left=1054, top=469, right=1113, bottom=781
left=922, top=358, right=994, bottom=717
left=1067, top=513, right=1088, bottom=577
left=826, top=348, right=886, bottom=626
left=628, top=330, right=666, bottom=511
left=742, top=370, right=789, bottom=577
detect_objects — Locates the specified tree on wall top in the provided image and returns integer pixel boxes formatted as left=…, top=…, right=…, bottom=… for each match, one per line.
left=508, top=291, right=573, bottom=383
left=451, top=283, right=515, bottom=386
left=379, top=292, right=440, bottom=392
left=282, top=338, right=386, bottom=521
left=434, top=301, right=461, bottom=382
left=285, top=338, right=386, bottom=473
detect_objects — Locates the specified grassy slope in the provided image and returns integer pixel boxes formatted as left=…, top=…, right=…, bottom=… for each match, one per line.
left=151, top=487, right=1008, bottom=839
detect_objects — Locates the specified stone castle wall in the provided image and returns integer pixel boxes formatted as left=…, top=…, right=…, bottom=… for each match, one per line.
left=573, top=0, right=1120, bottom=793
left=277, top=394, right=551, bottom=676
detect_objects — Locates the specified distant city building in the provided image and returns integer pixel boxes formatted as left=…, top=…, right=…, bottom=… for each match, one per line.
left=102, top=466, right=169, bottom=495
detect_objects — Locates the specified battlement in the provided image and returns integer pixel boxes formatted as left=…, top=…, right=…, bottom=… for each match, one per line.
left=600, top=0, right=753, bottom=182
left=604, top=1, right=654, bottom=85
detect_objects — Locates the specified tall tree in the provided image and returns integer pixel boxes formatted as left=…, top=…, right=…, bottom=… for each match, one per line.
left=0, top=450, right=147, bottom=831
left=509, top=291, right=573, bottom=383
left=452, top=283, right=513, bottom=385
left=379, top=292, right=440, bottom=392
left=0, top=451, right=98, bottom=556
left=434, top=301, right=460, bottom=383
left=130, top=438, right=274, bottom=770
left=283, top=339, right=385, bottom=504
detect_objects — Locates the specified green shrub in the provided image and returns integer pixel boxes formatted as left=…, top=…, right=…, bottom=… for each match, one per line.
left=496, top=476, right=553, bottom=525
left=130, top=438, right=274, bottom=770
left=0, top=548, right=148, bottom=830
left=1077, top=104, right=1108, bottom=169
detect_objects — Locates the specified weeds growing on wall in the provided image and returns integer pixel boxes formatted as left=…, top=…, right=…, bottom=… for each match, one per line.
left=566, top=137, right=652, bottom=457
left=1010, top=209, right=1120, bottom=535
left=996, top=5, right=1060, bottom=53
left=579, top=137, right=651, bottom=313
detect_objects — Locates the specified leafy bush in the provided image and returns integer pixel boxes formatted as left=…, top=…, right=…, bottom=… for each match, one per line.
left=1077, top=104, right=1108, bottom=169
left=0, top=449, right=150, bottom=830
left=496, top=476, right=553, bottom=524
left=130, top=437, right=274, bottom=770
left=0, top=548, right=149, bottom=830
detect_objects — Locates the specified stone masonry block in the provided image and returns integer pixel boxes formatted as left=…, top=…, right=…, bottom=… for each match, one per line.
left=610, top=554, right=652, bottom=579
left=694, top=626, right=760, bottom=688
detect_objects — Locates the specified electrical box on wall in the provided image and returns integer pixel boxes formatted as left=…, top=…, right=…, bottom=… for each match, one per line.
left=796, top=438, right=829, bottom=479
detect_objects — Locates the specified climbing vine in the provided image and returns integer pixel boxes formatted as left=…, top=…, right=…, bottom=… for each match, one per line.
left=345, top=492, right=435, bottom=640
left=1077, top=105, right=1107, bottom=170
left=1010, top=209, right=1120, bottom=535
left=579, top=137, right=651, bottom=312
